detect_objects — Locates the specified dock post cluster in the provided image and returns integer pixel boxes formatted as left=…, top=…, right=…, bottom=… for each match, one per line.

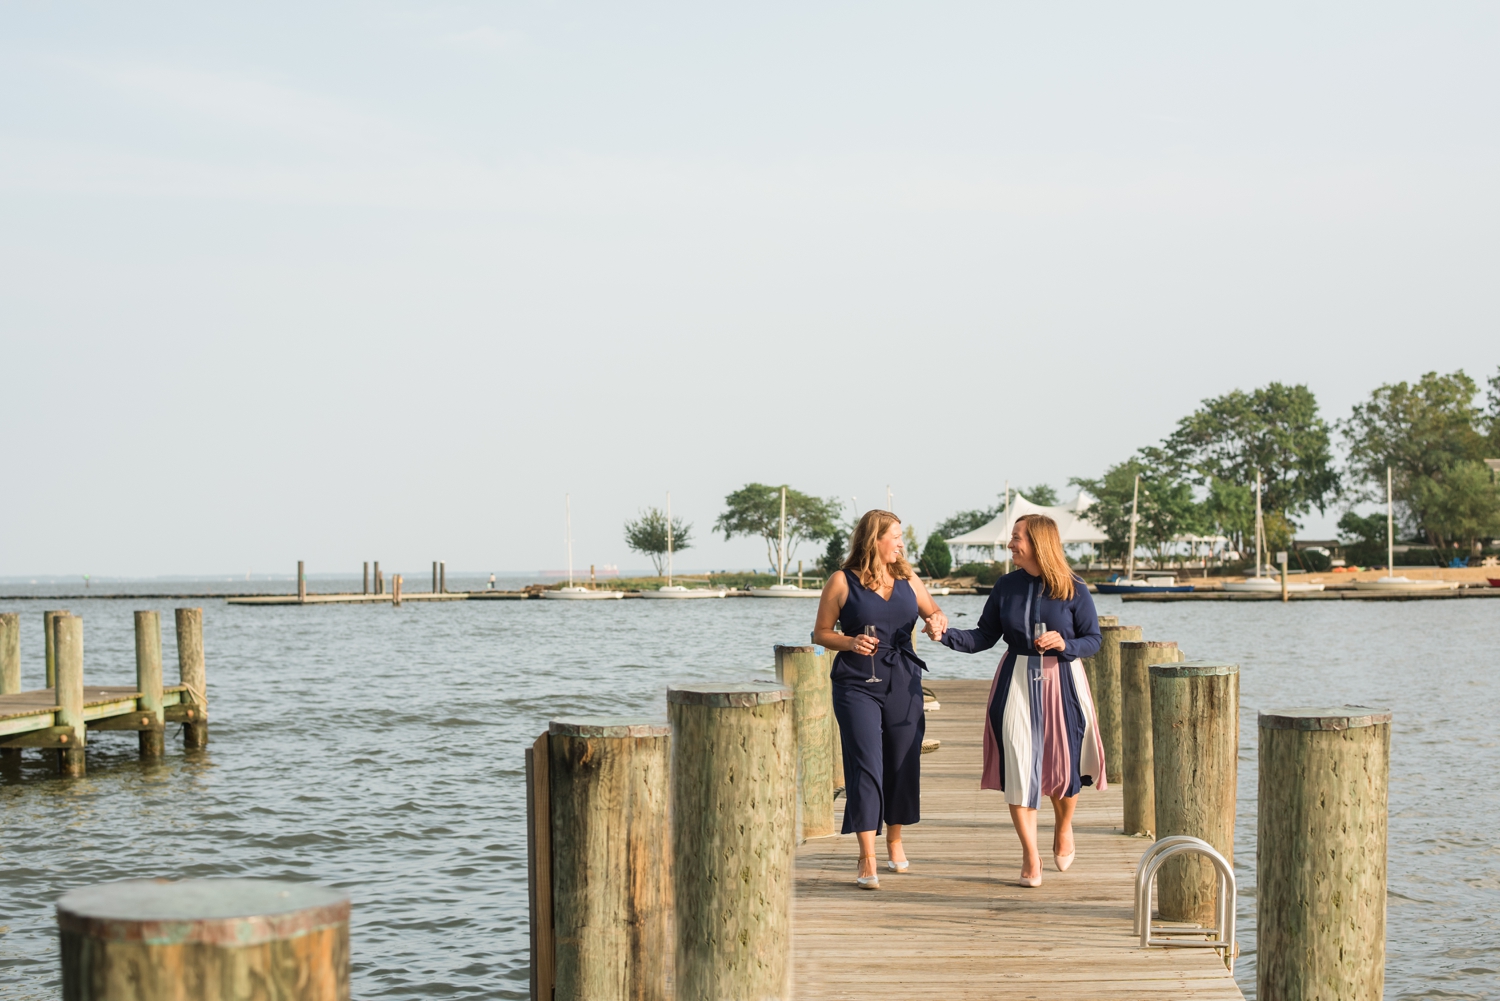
left=774, top=644, right=838, bottom=840
left=0, top=609, right=209, bottom=775
left=1120, top=639, right=1181, bottom=836
left=527, top=681, right=796, bottom=1001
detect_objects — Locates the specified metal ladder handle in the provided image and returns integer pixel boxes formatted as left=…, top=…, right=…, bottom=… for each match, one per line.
left=1135, top=838, right=1237, bottom=973
left=1133, top=836, right=1208, bottom=934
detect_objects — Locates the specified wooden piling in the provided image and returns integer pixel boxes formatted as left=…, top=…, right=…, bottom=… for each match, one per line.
left=0, top=612, right=19, bottom=765
left=134, top=611, right=166, bottom=759
left=440, top=561, right=447, bottom=594
left=363, top=562, right=370, bottom=595
left=1120, top=640, right=1180, bottom=836
left=1091, top=622, right=1136, bottom=786
left=57, top=877, right=350, bottom=1001
left=775, top=644, right=836, bottom=840
left=668, top=683, right=796, bottom=1001
left=393, top=575, right=402, bottom=606
left=175, top=608, right=208, bottom=748
left=1258, top=706, right=1390, bottom=1000
left=548, top=718, right=671, bottom=1001
left=1150, top=662, right=1238, bottom=926
left=432, top=561, right=439, bottom=593
left=54, top=613, right=86, bottom=776
left=374, top=561, right=382, bottom=595
left=298, top=560, right=307, bottom=603
left=44, top=609, right=69, bottom=689
left=526, top=733, right=554, bottom=1001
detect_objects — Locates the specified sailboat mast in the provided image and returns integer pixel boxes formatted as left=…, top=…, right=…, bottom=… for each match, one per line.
left=666, top=491, right=674, bottom=587
left=565, top=493, right=574, bottom=589
left=1255, top=472, right=1265, bottom=578
left=1002, top=479, right=1011, bottom=571
left=779, top=486, right=787, bottom=586
left=1125, top=474, right=1140, bottom=581
left=1387, top=466, right=1394, bottom=573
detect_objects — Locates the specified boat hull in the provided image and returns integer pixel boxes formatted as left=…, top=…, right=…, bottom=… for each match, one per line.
left=747, top=587, right=822, bottom=598
left=635, top=589, right=727, bottom=599
left=541, top=590, right=625, bottom=600
left=1095, top=583, right=1194, bottom=594
left=1223, top=579, right=1326, bottom=593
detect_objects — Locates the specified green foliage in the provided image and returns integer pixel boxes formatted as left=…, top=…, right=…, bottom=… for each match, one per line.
left=715, top=483, right=841, bottom=572
left=955, top=561, right=1006, bottom=585
left=1338, top=370, right=1500, bottom=550
left=818, top=531, right=846, bottom=576
left=1296, top=548, right=1333, bottom=572
left=919, top=533, right=952, bottom=578
left=1019, top=483, right=1059, bottom=506
left=1164, top=382, right=1338, bottom=534
left=1202, top=477, right=1255, bottom=552
left=903, top=524, right=920, bottom=562
left=934, top=496, right=1005, bottom=540
left=1071, top=454, right=1203, bottom=565
left=1337, top=510, right=1387, bottom=546
left=623, top=508, right=693, bottom=576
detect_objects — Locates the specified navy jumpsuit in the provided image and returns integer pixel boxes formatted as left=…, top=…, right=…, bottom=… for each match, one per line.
left=830, top=569, right=927, bottom=834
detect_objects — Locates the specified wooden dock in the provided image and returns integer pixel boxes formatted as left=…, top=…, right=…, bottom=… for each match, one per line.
left=1122, top=587, right=1500, bottom=602
left=791, top=679, right=1244, bottom=1000
left=0, top=683, right=197, bottom=745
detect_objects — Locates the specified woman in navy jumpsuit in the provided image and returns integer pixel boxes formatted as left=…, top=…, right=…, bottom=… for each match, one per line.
left=813, top=509, right=949, bottom=889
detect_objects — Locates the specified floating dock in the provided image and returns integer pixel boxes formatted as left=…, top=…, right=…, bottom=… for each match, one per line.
left=792, top=678, right=1244, bottom=999
left=1122, top=587, right=1500, bottom=602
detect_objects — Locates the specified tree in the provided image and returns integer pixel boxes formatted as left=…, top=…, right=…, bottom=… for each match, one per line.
left=715, top=483, right=841, bottom=571
left=1201, top=477, right=1254, bottom=555
left=818, top=531, right=846, bottom=576
left=934, top=495, right=1006, bottom=540
left=903, top=525, right=920, bottom=562
left=624, top=508, right=693, bottom=576
left=1409, top=460, right=1500, bottom=555
left=919, top=533, right=952, bottom=578
left=1338, top=370, right=1494, bottom=550
left=1019, top=483, right=1058, bottom=506
left=1164, top=383, right=1338, bottom=532
left=1072, top=455, right=1203, bottom=568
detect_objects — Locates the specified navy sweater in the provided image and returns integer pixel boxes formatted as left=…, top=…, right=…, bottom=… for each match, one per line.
left=941, top=569, right=1102, bottom=661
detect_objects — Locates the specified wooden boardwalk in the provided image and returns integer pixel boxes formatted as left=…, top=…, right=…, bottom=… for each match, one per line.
left=792, top=679, right=1244, bottom=1000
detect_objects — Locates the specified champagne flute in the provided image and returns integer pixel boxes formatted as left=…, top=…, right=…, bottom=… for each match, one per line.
left=1033, top=620, right=1048, bottom=654
left=863, top=625, right=882, bottom=683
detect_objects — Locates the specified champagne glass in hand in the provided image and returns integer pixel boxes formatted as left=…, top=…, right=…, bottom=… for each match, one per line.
left=1032, top=620, right=1048, bottom=654
left=863, top=625, right=882, bottom=683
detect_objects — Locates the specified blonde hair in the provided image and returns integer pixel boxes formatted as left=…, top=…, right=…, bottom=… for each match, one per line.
left=1016, top=514, right=1076, bottom=601
left=842, top=510, right=914, bottom=591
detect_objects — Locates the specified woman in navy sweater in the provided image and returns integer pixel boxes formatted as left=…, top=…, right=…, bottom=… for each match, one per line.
left=940, top=514, right=1106, bottom=887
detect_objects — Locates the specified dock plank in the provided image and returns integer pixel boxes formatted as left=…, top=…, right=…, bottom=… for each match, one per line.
left=792, top=678, right=1243, bottom=1000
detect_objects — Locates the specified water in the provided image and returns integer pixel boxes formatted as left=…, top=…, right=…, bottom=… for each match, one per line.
left=0, top=588, right=1495, bottom=999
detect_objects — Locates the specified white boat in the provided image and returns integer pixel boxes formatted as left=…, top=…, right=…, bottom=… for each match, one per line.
left=635, top=492, right=726, bottom=598
left=1349, top=468, right=1457, bottom=593
left=749, top=487, right=822, bottom=598
left=541, top=494, right=625, bottom=600
left=1221, top=472, right=1325, bottom=593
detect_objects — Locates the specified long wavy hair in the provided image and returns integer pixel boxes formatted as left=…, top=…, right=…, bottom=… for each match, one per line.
left=1016, top=513, right=1076, bottom=600
left=842, top=509, right=914, bottom=591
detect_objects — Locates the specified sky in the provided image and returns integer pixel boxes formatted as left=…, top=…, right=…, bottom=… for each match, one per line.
left=1, top=2, right=1497, bottom=578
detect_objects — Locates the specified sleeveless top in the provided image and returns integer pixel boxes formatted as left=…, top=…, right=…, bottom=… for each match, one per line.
left=831, top=568, right=928, bottom=690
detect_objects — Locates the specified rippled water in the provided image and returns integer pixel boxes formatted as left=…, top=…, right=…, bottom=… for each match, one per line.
left=0, top=586, right=1495, bottom=999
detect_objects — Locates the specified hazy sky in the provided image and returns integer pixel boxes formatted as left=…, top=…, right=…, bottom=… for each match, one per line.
left=2, top=3, right=1497, bottom=577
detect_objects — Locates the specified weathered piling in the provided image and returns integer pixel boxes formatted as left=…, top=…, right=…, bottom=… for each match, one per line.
left=363, top=562, right=370, bottom=595
left=669, top=683, right=796, bottom=1001
left=134, top=611, right=166, bottom=759
left=1091, top=621, right=1136, bottom=786
left=393, top=575, right=403, bottom=607
left=44, top=609, right=69, bottom=689
left=526, top=734, right=555, bottom=1001
left=374, top=561, right=383, bottom=594
left=775, top=644, right=836, bottom=840
left=0, top=612, right=18, bottom=695
left=298, top=560, right=307, bottom=604
left=1258, top=706, right=1390, bottom=1000
left=432, top=561, right=439, bottom=593
left=547, top=718, right=671, bottom=1001
left=440, top=561, right=447, bottom=593
left=54, top=613, right=86, bottom=776
left=1120, top=640, right=1180, bottom=836
left=175, top=608, right=208, bottom=748
left=57, top=878, right=350, bottom=1001
left=0, top=612, right=19, bottom=765
left=1150, top=662, right=1239, bottom=925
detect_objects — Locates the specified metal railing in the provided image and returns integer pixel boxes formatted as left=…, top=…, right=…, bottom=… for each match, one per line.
left=1133, top=836, right=1237, bottom=971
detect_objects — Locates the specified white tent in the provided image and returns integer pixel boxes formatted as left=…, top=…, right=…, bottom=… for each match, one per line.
left=945, top=491, right=1107, bottom=559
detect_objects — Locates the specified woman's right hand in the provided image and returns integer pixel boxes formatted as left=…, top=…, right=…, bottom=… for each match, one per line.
left=849, top=633, right=879, bottom=656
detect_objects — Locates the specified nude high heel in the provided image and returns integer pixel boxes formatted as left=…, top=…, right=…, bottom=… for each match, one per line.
left=1053, top=850, right=1075, bottom=872
left=1018, top=869, right=1042, bottom=888
left=856, top=854, right=880, bottom=890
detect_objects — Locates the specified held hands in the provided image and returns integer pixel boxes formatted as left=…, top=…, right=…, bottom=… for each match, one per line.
left=923, top=611, right=948, bottom=642
left=1035, top=630, right=1065, bottom=653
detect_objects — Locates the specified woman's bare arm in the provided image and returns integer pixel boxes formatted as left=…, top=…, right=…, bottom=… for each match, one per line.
left=813, top=572, right=876, bottom=655
left=907, top=574, right=948, bottom=641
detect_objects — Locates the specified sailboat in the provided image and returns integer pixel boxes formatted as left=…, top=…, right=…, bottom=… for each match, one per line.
left=1095, top=473, right=1194, bottom=593
left=637, top=492, right=726, bottom=599
left=1352, top=468, right=1456, bottom=593
left=1224, top=472, right=1324, bottom=593
left=541, top=494, right=625, bottom=600
left=749, top=486, right=822, bottom=598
